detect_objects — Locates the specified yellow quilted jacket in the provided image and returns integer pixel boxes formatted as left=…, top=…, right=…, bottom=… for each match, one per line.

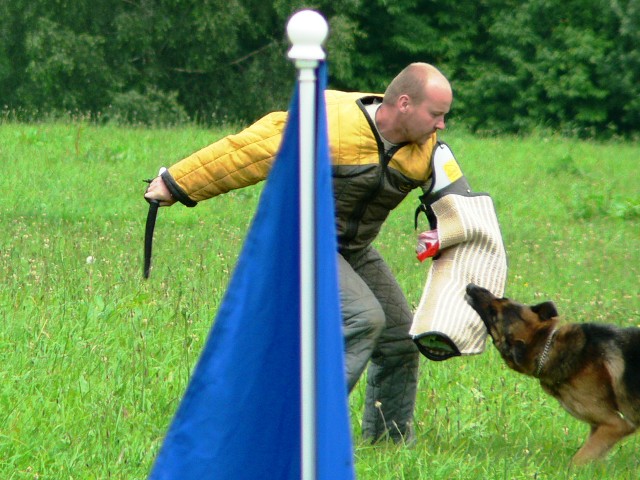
left=163, top=90, right=437, bottom=252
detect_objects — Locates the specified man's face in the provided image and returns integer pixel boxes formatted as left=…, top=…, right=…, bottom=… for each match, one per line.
left=403, top=84, right=452, bottom=144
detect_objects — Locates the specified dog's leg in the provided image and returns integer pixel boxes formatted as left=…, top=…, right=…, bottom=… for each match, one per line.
left=571, top=418, right=636, bottom=465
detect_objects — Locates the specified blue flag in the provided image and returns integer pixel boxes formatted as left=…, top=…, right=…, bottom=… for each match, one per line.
left=149, top=62, right=354, bottom=480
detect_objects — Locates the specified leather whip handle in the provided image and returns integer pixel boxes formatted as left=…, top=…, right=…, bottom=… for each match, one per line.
left=143, top=198, right=159, bottom=279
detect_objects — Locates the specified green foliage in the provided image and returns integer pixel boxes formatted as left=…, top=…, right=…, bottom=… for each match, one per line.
left=608, top=0, right=640, bottom=132
left=568, top=186, right=640, bottom=221
left=0, top=0, right=639, bottom=135
left=20, top=17, right=117, bottom=113
left=104, top=88, right=189, bottom=127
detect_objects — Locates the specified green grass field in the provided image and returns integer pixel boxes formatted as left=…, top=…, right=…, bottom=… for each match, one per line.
left=1, top=122, right=638, bottom=479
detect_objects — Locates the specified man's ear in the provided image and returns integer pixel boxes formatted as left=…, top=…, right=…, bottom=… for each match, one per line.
left=397, top=94, right=410, bottom=112
left=531, top=301, right=558, bottom=321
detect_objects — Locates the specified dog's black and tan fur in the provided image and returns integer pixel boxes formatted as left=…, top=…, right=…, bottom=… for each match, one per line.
left=465, top=283, right=640, bottom=464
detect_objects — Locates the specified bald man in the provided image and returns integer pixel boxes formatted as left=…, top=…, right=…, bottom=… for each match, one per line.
left=145, top=62, right=453, bottom=444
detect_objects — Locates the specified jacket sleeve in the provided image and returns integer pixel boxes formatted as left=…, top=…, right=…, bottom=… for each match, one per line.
left=166, top=111, right=288, bottom=204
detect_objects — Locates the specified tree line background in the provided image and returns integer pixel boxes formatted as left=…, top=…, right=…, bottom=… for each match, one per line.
left=1, top=0, right=638, bottom=137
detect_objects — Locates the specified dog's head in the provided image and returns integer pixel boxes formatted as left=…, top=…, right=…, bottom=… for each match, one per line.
left=465, top=283, right=559, bottom=374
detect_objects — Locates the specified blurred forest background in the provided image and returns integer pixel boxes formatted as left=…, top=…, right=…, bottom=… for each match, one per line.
left=1, top=0, right=639, bottom=137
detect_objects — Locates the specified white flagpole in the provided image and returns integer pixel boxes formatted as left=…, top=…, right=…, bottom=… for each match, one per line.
left=287, top=10, right=328, bottom=480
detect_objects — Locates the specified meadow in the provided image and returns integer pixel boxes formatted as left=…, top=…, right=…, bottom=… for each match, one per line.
left=1, top=122, right=638, bottom=479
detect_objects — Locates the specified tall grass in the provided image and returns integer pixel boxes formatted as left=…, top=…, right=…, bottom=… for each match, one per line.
left=1, top=122, right=638, bottom=479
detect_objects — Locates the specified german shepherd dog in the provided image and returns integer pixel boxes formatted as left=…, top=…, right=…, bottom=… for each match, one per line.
left=465, top=283, right=640, bottom=464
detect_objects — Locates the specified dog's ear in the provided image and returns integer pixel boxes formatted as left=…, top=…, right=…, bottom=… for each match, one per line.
left=530, top=301, right=558, bottom=321
left=511, top=340, right=528, bottom=368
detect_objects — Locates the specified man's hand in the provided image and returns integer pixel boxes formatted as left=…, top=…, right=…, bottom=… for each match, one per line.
left=144, top=175, right=177, bottom=207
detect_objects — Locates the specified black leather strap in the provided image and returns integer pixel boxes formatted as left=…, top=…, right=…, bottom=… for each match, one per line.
left=144, top=199, right=159, bottom=279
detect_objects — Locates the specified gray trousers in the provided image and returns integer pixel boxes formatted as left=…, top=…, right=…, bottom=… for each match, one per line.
left=338, top=247, right=419, bottom=443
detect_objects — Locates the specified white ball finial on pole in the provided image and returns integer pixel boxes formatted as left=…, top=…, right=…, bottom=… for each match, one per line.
left=287, top=10, right=328, bottom=63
